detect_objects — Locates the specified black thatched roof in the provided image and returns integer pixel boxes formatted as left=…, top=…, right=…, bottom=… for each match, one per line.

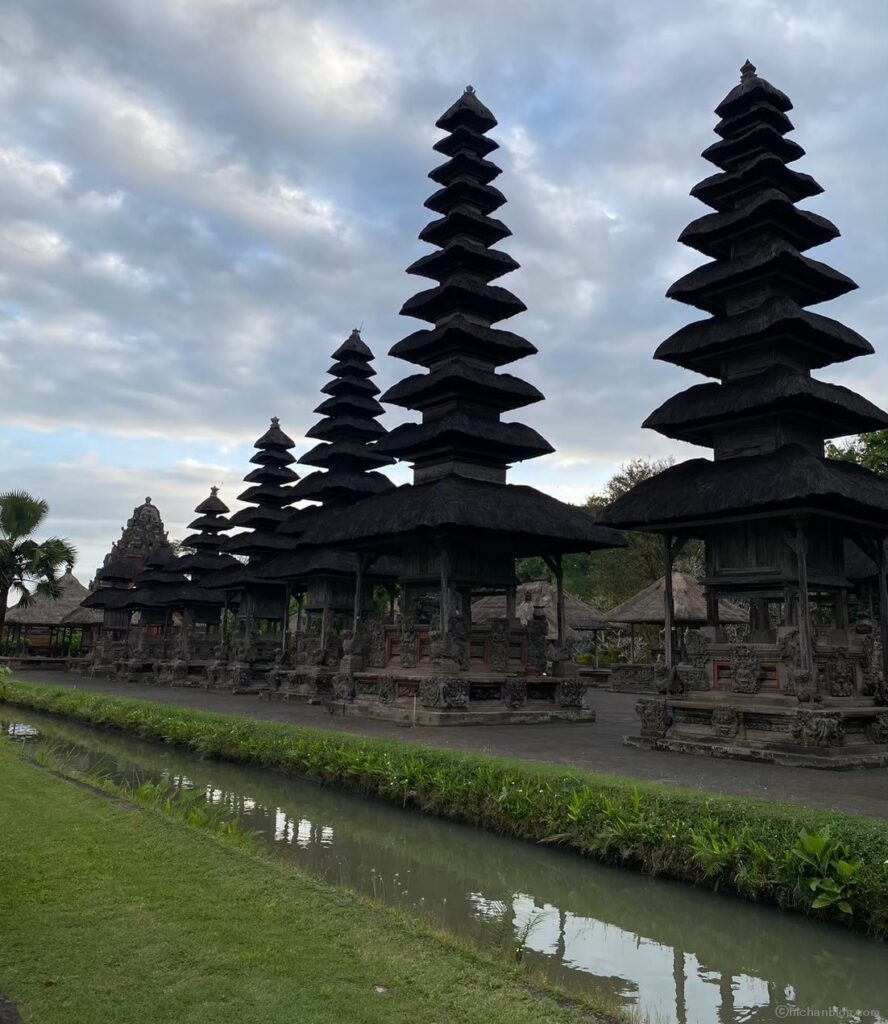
left=599, top=445, right=888, bottom=530
left=300, top=475, right=625, bottom=557
left=379, top=86, right=553, bottom=479
left=5, top=570, right=90, bottom=626
left=257, top=550, right=401, bottom=583
left=177, top=486, right=237, bottom=579
left=654, top=296, right=873, bottom=378
left=645, top=365, right=888, bottom=445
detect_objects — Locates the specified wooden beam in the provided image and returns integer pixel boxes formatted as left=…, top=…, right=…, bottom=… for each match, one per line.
left=281, top=582, right=290, bottom=653
left=663, top=535, right=677, bottom=670
left=876, top=538, right=888, bottom=704
left=439, top=542, right=451, bottom=633
left=786, top=521, right=814, bottom=685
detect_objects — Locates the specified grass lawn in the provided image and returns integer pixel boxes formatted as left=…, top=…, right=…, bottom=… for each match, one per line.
left=0, top=744, right=616, bottom=1024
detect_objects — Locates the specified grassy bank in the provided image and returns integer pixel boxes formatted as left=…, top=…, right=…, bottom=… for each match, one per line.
left=3, top=678, right=888, bottom=938
left=0, top=742, right=621, bottom=1024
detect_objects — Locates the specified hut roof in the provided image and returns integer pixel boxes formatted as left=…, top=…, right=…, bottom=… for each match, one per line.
left=59, top=605, right=104, bottom=626
left=471, top=581, right=611, bottom=640
left=6, top=570, right=91, bottom=626
left=607, top=573, right=747, bottom=625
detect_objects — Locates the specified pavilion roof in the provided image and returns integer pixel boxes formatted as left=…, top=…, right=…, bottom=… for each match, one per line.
left=607, top=573, right=747, bottom=625
left=471, top=580, right=612, bottom=640
left=6, top=570, right=91, bottom=626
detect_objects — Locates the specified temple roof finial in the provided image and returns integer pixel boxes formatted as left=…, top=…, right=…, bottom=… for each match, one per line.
left=145, top=496, right=151, bottom=504
left=464, top=84, right=475, bottom=94
left=740, top=59, right=757, bottom=83
left=271, top=415, right=279, bottom=427
left=210, top=485, right=219, bottom=496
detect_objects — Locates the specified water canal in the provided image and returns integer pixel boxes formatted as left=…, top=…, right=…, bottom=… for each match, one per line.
left=3, top=710, right=885, bottom=1024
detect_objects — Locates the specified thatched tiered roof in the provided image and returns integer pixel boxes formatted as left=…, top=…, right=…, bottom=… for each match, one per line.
left=607, top=573, right=747, bottom=625
left=472, top=580, right=611, bottom=640
left=5, top=569, right=90, bottom=626
left=300, top=89, right=624, bottom=561
left=177, top=487, right=238, bottom=579
left=601, top=61, right=888, bottom=532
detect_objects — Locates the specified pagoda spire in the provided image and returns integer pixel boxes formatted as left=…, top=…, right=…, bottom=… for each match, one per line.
left=645, top=61, right=888, bottom=455
left=376, top=86, right=553, bottom=484
left=292, top=329, right=395, bottom=507
left=222, top=418, right=299, bottom=561
left=176, top=486, right=238, bottom=579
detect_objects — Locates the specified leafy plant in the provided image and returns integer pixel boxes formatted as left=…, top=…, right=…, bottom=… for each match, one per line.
left=787, top=828, right=863, bottom=915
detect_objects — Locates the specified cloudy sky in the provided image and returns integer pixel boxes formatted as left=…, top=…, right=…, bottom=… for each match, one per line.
left=1, top=0, right=887, bottom=581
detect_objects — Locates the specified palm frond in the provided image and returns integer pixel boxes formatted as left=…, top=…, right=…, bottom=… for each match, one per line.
left=0, top=491, right=49, bottom=542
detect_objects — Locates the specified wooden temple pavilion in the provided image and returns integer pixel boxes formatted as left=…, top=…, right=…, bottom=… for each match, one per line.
left=2, top=566, right=94, bottom=665
left=258, top=329, right=401, bottom=700
left=599, top=63, right=888, bottom=766
left=299, top=87, right=625, bottom=723
left=202, top=418, right=299, bottom=689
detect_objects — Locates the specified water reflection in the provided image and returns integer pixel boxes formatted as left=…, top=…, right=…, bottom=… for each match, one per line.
left=4, top=712, right=885, bottom=1024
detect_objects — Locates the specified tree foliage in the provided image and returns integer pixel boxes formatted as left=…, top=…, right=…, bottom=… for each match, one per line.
left=827, top=430, right=888, bottom=477
left=516, top=458, right=704, bottom=612
left=0, top=490, right=77, bottom=633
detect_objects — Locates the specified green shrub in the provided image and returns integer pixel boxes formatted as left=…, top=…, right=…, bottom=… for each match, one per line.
left=2, top=678, right=887, bottom=936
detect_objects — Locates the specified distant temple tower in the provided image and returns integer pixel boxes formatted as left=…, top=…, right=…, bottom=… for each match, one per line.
left=601, top=63, right=888, bottom=765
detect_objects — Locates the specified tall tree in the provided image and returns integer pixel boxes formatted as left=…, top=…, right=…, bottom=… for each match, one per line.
left=0, top=491, right=76, bottom=635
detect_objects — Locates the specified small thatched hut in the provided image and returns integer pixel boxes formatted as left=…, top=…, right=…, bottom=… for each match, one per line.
left=472, top=581, right=610, bottom=642
left=607, top=572, right=747, bottom=626
left=3, top=569, right=95, bottom=655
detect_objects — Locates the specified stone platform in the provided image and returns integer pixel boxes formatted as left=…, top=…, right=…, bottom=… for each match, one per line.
left=328, top=700, right=594, bottom=727
left=630, top=692, right=888, bottom=769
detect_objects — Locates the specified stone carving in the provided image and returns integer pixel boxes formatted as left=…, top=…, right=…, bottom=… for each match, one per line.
left=205, top=659, right=226, bottom=688
left=366, top=622, right=388, bottom=669
left=526, top=619, right=547, bottom=672
left=681, top=629, right=710, bottom=690
left=332, top=674, right=354, bottom=702
left=489, top=618, right=511, bottom=672
left=790, top=710, right=845, bottom=748
left=556, top=678, right=585, bottom=708
left=419, top=677, right=470, bottom=709
left=399, top=616, right=417, bottom=669
left=779, top=629, right=805, bottom=696
left=729, top=644, right=760, bottom=694
left=859, top=623, right=884, bottom=699
left=503, top=679, right=527, bottom=708
left=636, top=698, right=671, bottom=738
left=821, top=646, right=855, bottom=697
left=868, top=712, right=888, bottom=744
left=377, top=675, right=396, bottom=705
left=711, top=705, right=741, bottom=739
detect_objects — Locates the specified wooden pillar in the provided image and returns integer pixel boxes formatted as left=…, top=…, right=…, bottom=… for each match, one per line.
left=353, top=557, right=365, bottom=632
left=663, top=536, right=676, bottom=670
left=705, top=587, right=719, bottom=628
left=281, top=582, right=290, bottom=653
left=439, top=542, right=451, bottom=633
left=505, top=586, right=516, bottom=621
left=554, top=554, right=565, bottom=649
left=387, top=585, right=396, bottom=624
left=876, top=537, right=888, bottom=702
left=320, top=580, right=329, bottom=649
left=790, top=521, right=815, bottom=684
left=833, top=590, right=849, bottom=632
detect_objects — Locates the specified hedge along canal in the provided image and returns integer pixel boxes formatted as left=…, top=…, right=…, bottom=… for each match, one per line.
left=5, top=709, right=887, bottom=1024
left=2, top=680, right=888, bottom=939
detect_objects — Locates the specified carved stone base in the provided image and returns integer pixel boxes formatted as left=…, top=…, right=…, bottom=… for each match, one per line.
left=626, top=693, right=888, bottom=769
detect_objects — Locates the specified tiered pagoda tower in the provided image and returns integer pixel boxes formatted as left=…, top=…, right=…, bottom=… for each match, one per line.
left=261, top=331, right=397, bottom=654
left=178, top=487, right=237, bottom=581
left=601, top=63, right=888, bottom=766
left=302, top=88, right=624, bottom=720
left=206, top=419, right=299, bottom=687
left=377, top=85, right=552, bottom=483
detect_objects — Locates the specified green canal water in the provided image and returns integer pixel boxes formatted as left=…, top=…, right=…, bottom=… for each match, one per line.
left=4, top=711, right=886, bottom=1024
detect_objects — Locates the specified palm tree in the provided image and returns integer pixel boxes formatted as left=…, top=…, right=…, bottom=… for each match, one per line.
left=0, top=491, right=77, bottom=636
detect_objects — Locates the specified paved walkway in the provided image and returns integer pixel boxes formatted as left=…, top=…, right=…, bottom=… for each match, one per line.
left=9, top=670, right=888, bottom=819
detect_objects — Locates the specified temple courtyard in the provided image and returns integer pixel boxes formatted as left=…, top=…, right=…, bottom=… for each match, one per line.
left=15, top=668, right=888, bottom=820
